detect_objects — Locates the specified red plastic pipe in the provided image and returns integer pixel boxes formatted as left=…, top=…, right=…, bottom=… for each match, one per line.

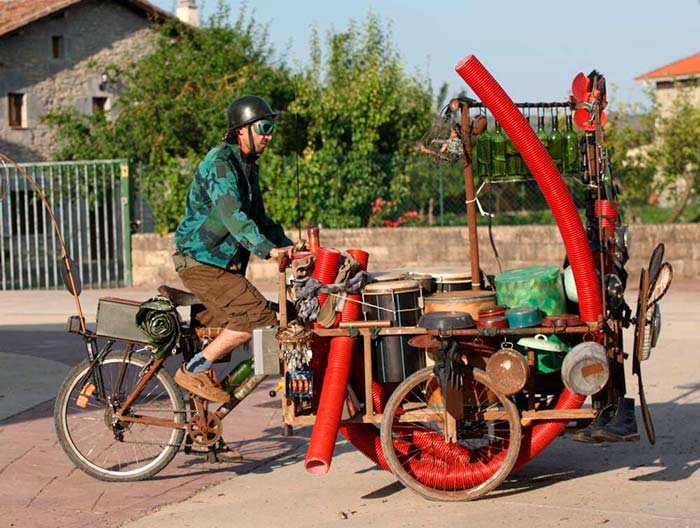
left=347, top=248, right=370, bottom=271
left=305, top=335, right=355, bottom=474
left=313, top=247, right=341, bottom=308
left=454, top=55, right=601, bottom=322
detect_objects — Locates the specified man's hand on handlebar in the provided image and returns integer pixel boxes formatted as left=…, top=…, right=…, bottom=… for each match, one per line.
left=271, top=246, right=294, bottom=272
left=270, top=246, right=294, bottom=260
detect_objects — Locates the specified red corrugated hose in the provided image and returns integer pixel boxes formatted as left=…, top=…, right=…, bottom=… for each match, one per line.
left=305, top=335, right=355, bottom=474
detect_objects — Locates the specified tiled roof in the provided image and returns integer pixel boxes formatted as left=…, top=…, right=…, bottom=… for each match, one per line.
left=636, top=53, right=700, bottom=81
left=0, top=0, right=173, bottom=38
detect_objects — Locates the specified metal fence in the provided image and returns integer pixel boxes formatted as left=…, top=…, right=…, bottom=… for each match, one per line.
left=130, top=153, right=699, bottom=234
left=0, top=159, right=131, bottom=290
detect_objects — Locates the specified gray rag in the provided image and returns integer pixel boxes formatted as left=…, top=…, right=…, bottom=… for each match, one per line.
left=292, top=272, right=374, bottom=325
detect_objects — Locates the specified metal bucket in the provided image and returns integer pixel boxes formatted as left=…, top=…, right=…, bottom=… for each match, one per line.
left=561, top=341, right=610, bottom=395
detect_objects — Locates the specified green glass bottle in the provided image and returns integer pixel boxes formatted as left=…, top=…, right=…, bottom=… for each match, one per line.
left=522, top=116, right=532, bottom=176
left=563, top=114, right=580, bottom=174
left=547, top=113, right=563, bottom=172
left=222, top=358, right=254, bottom=394
left=505, top=131, right=519, bottom=176
left=475, top=124, right=491, bottom=177
left=490, top=122, right=507, bottom=177
left=536, top=115, right=548, bottom=145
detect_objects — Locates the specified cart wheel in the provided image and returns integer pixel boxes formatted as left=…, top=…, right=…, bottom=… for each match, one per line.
left=380, top=367, right=521, bottom=501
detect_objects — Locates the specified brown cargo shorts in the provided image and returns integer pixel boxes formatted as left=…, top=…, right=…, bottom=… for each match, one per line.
left=177, top=263, right=276, bottom=334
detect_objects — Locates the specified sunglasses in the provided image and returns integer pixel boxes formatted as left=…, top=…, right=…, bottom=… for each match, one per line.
left=253, top=119, right=275, bottom=135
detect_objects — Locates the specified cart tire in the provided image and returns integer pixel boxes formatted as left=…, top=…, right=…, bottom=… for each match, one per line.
left=380, top=367, right=521, bottom=501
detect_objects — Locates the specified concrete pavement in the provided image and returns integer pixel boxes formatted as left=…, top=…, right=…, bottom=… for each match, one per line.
left=1, top=281, right=699, bottom=527
left=125, top=280, right=700, bottom=528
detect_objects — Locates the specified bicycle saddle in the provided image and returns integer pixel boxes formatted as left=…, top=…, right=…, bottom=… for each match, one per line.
left=157, top=284, right=280, bottom=313
left=157, top=284, right=202, bottom=307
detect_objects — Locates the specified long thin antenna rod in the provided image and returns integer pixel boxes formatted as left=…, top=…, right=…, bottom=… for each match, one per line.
left=0, top=152, right=87, bottom=331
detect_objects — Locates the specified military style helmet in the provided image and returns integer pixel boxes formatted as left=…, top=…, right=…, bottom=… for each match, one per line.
left=226, top=95, right=276, bottom=133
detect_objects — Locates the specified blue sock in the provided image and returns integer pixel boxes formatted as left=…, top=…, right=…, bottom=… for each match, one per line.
left=186, top=353, right=213, bottom=373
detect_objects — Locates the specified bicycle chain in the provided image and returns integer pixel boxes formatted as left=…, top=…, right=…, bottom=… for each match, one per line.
left=112, top=437, right=183, bottom=448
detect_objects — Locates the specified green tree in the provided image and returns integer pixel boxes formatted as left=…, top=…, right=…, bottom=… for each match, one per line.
left=607, top=84, right=700, bottom=222
left=649, top=88, right=700, bottom=222
left=44, top=2, right=295, bottom=233
left=606, top=92, right=658, bottom=204
left=262, top=13, right=434, bottom=228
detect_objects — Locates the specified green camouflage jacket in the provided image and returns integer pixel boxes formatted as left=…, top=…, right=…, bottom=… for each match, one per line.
left=174, top=142, right=291, bottom=269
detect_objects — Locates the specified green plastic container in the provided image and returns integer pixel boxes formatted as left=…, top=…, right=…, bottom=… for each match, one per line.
left=495, top=265, right=566, bottom=317
left=517, top=334, right=569, bottom=374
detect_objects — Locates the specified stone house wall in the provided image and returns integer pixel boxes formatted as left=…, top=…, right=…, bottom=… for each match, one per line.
left=0, top=0, right=157, bottom=161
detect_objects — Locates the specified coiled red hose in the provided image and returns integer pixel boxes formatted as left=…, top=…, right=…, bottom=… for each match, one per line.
left=455, top=55, right=601, bottom=323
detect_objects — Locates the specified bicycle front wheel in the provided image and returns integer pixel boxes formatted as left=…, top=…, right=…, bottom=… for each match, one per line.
left=54, top=350, right=186, bottom=482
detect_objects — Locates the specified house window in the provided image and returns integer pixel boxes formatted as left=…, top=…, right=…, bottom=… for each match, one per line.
left=92, top=97, right=108, bottom=114
left=8, top=93, right=24, bottom=127
left=52, top=35, right=65, bottom=59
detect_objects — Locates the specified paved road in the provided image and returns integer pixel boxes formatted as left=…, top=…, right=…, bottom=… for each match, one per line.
left=1, top=281, right=699, bottom=527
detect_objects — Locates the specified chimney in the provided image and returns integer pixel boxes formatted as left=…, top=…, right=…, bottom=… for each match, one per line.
left=176, top=0, right=199, bottom=27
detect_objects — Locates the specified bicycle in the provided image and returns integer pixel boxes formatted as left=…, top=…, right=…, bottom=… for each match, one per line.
left=53, top=284, right=273, bottom=482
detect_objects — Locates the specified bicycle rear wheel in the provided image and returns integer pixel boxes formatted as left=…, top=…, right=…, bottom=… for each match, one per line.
left=54, top=350, right=186, bottom=481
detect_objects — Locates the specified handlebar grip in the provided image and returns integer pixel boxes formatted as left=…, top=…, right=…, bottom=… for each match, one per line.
left=278, top=254, right=291, bottom=272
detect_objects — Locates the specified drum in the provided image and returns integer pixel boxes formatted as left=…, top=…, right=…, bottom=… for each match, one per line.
left=405, top=272, right=437, bottom=294
left=362, top=280, right=424, bottom=382
left=423, top=290, right=496, bottom=320
left=371, top=271, right=408, bottom=282
left=431, top=268, right=473, bottom=292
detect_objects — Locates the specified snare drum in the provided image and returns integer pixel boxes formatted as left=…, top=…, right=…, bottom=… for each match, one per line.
left=362, top=280, right=424, bottom=382
left=423, top=290, right=496, bottom=320
left=431, top=268, right=473, bottom=292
